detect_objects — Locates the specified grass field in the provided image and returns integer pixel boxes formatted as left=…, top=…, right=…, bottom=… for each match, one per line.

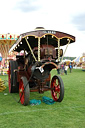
left=0, top=69, right=85, bottom=128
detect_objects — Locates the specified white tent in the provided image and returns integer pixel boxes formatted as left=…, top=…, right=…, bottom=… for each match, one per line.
left=62, top=59, right=71, bottom=63
left=73, top=56, right=80, bottom=63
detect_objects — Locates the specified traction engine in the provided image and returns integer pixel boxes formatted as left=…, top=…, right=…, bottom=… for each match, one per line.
left=8, top=28, right=75, bottom=105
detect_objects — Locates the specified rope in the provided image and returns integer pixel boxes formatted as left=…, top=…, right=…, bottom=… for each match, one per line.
left=25, top=37, right=37, bottom=62
left=60, top=39, right=71, bottom=63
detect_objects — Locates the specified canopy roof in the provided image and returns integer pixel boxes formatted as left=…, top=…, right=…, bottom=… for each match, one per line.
left=9, top=29, right=75, bottom=53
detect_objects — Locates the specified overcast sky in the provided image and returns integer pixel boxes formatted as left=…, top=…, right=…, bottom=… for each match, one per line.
left=0, top=0, right=85, bottom=57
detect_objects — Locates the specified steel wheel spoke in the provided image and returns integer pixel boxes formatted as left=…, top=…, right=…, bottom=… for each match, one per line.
left=19, top=80, right=25, bottom=104
left=51, top=76, right=61, bottom=101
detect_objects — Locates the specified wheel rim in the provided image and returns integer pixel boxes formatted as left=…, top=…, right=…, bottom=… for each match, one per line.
left=51, top=76, right=60, bottom=101
left=8, top=63, right=11, bottom=92
left=19, top=80, right=25, bottom=105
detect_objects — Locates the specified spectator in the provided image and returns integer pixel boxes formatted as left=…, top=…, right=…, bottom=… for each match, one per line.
left=64, top=64, right=68, bottom=75
left=57, top=64, right=60, bottom=74
left=69, top=63, right=72, bottom=73
left=61, top=63, right=64, bottom=75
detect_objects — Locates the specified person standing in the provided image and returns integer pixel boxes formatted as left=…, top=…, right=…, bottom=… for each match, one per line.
left=61, top=63, right=64, bottom=75
left=64, top=64, right=68, bottom=75
left=69, top=63, right=72, bottom=73
left=57, top=64, right=60, bottom=74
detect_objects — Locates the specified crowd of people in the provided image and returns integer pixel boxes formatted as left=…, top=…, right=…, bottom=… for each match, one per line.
left=57, top=62, right=73, bottom=75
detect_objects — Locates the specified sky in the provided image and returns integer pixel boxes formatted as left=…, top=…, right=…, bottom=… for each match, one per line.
left=0, top=0, right=85, bottom=57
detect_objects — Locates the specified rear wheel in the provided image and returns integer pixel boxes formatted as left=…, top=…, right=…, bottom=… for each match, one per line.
left=8, top=61, right=13, bottom=93
left=19, top=77, right=30, bottom=106
left=51, top=75, right=64, bottom=102
left=13, top=61, right=19, bottom=92
left=8, top=61, right=19, bottom=93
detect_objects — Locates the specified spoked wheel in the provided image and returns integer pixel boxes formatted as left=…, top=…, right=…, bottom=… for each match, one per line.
left=19, top=77, right=30, bottom=106
left=8, top=61, right=19, bottom=93
left=51, top=75, right=64, bottom=102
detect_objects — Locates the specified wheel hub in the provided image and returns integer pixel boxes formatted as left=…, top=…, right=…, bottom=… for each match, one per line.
left=54, top=86, right=60, bottom=92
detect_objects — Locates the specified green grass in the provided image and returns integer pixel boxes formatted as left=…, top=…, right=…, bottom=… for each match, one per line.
left=0, top=69, right=85, bottom=128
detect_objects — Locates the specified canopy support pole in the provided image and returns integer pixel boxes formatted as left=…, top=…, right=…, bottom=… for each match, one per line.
left=38, top=37, right=40, bottom=61
left=58, top=39, right=60, bottom=62
left=61, top=39, right=71, bottom=62
left=25, top=37, right=37, bottom=62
